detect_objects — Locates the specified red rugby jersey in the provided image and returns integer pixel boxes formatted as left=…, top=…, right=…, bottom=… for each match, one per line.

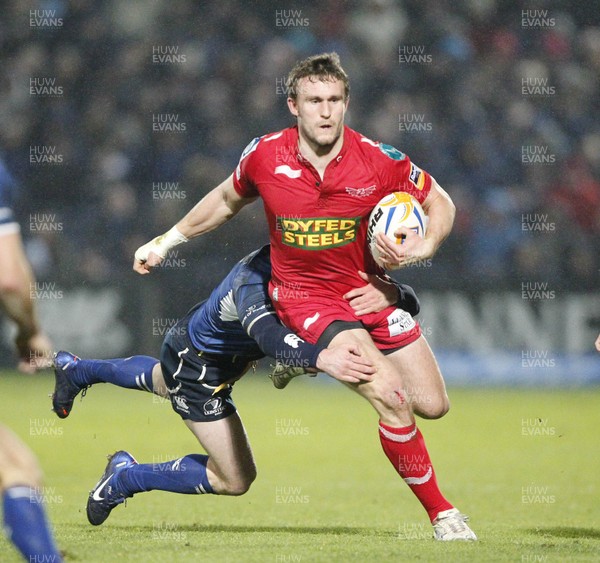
left=233, top=125, right=432, bottom=299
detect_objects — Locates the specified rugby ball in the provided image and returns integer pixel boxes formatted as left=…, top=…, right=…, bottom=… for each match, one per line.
left=366, top=192, right=427, bottom=267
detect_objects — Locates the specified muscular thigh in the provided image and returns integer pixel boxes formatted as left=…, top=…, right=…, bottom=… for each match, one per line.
left=327, top=329, right=448, bottom=423
left=327, top=328, right=415, bottom=425
left=184, top=413, right=256, bottom=492
left=386, top=335, right=449, bottom=419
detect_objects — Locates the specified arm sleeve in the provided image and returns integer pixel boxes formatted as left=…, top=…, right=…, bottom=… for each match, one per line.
left=376, top=144, right=433, bottom=205
left=233, top=137, right=262, bottom=198
left=237, top=283, right=325, bottom=368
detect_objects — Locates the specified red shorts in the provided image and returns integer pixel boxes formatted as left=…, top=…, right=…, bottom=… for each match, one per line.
left=269, top=282, right=421, bottom=351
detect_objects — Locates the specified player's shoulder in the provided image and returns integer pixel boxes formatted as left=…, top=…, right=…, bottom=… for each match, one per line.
left=239, top=245, right=271, bottom=274
left=239, top=127, right=295, bottom=162
left=348, top=127, right=409, bottom=163
left=232, top=245, right=271, bottom=289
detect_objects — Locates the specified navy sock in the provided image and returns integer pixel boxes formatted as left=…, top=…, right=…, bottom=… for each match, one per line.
left=3, top=486, right=62, bottom=562
left=70, top=356, right=157, bottom=392
left=115, top=455, right=214, bottom=496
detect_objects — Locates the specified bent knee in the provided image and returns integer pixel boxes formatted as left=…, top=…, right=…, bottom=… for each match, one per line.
left=0, top=456, right=43, bottom=490
left=416, top=396, right=450, bottom=420
left=0, top=430, right=43, bottom=490
left=219, top=468, right=257, bottom=496
left=225, top=483, right=251, bottom=496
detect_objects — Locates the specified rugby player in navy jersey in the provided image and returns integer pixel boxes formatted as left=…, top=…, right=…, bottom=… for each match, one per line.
left=0, top=158, right=59, bottom=557
left=0, top=156, right=52, bottom=372
left=50, top=245, right=417, bottom=525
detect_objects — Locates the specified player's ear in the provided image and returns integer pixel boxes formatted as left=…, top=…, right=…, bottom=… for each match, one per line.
left=287, top=96, right=299, bottom=117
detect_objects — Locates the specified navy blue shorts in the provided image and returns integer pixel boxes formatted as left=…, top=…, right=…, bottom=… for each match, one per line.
left=159, top=313, right=253, bottom=423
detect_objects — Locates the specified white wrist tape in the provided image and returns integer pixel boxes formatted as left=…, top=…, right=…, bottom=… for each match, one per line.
left=134, top=226, right=188, bottom=262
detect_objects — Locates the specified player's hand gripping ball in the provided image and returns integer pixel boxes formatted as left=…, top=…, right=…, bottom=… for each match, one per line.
left=367, top=192, right=427, bottom=268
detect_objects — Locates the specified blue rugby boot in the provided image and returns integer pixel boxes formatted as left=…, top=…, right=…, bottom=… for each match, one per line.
left=51, top=351, right=87, bottom=418
left=87, top=451, right=138, bottom=526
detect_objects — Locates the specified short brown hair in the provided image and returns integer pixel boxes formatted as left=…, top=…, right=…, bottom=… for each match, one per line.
left=287, top=52, right=350, bottom=100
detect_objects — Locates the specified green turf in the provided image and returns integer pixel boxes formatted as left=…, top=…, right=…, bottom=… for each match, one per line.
left=1, top=370, right=599, bottom=562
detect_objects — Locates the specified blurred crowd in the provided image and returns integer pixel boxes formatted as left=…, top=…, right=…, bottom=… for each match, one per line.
left=1, top=0, right=599, bottom=305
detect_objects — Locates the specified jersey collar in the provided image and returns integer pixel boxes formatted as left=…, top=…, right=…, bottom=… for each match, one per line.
left=290, top=125, right=351, bottom=167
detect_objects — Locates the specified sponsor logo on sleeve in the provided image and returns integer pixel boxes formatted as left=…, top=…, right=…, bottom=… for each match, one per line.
left=240, top=137, right=261, bottom=161
left=236, top=137, right=262, bottom=180
left=242, top=303, right=268, bottom=325
left=408, top=163, right=425, bottom=190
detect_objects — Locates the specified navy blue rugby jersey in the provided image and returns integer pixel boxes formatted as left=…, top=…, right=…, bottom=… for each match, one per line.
left=187, top=245, right=323, bottom=366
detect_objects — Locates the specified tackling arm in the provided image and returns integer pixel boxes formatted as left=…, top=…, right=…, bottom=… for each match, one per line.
left=245, top=310, right=323, bottom=369
left=238, top=282, right=375, bottom=384
left=247, top=312, right=375, bottom=384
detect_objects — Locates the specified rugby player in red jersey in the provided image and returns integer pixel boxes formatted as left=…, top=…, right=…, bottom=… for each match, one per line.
left=133, top=53, right=476, bottom=541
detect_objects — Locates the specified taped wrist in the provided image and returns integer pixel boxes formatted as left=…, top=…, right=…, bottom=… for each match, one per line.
left=135, top=226, right=188, bottom=262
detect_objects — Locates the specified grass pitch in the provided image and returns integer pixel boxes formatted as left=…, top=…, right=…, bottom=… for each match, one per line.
left=1, top=370, right=599, bottom=562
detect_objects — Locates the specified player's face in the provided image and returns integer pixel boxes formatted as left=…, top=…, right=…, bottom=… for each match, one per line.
left=287, top=77, right=348, bottom=153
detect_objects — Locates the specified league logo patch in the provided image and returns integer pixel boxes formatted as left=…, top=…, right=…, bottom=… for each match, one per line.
left=239, top=136, right=261, bottom=161
left=379, top=143, right=406, bottom=161
left=236, top=137, right=262, bottom=180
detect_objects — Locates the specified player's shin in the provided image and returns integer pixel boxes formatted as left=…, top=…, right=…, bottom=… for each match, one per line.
left=71, top=356, right=157, bottom=392
left=378, top=422, right=453, bottom=522
left=114, top=454, right=214, bottom=497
